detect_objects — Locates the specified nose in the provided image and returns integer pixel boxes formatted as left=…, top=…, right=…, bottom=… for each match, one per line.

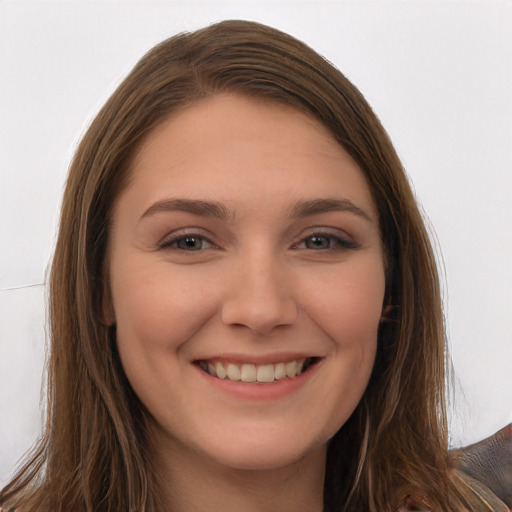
left=221, top=252, right=298, bottom=336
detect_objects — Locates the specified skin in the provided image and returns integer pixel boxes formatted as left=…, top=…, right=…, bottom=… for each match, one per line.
left=108, top=94, right=386, bottom=511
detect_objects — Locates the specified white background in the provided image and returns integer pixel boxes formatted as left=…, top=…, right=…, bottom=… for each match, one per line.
left=1, top=0, right=511, bottom=486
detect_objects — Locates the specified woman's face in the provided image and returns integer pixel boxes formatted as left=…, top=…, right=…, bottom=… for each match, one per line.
left=108, top=94, right=386, bottom=472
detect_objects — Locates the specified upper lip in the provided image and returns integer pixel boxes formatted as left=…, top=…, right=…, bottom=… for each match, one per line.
left=193, top=352, right=322, bottom=365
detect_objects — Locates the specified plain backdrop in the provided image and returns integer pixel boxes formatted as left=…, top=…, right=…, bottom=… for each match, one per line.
left=1, top=0, right=511, bottom=486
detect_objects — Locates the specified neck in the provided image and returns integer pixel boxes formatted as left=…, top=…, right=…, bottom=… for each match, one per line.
left=150, top=434, right=326, bottom=512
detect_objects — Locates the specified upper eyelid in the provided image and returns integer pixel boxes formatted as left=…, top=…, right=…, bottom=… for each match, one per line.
left=291, top=226, right=353, bottom=242
left=158, top=228, right=216, bottom=248
left=156, top=225, right=356, bottom=248
left=289, top=227, right=359, bottom=251
left=292, top=234, right=350, bottom=248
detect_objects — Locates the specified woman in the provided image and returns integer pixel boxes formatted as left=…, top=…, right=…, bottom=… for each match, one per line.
left=1, top=20, right=509, bottom=512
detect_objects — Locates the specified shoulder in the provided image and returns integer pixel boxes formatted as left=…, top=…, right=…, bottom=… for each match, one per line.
left=398, top=424, right=512, bottom=511
left=448, top=423, right=512, bottom=511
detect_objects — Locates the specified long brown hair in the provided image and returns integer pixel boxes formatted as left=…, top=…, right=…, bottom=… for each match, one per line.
left=2, top=20, right=472, bottom=511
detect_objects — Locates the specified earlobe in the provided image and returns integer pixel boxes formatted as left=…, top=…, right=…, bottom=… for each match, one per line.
left=101, top=282, right=116, bottom=326
left=102, top=299, right=116, bottom=326
left=101, top=261, right=116, bottom=326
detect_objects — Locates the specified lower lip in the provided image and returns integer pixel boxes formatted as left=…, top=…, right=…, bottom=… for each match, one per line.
left=194, top=362, right=321, bottom=401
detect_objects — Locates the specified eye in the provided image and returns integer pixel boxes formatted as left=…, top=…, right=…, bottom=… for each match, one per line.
left=305, top=235, right=333, bottom=250
left=176, top=236, right=211, bottom=251
left=159, top=234, right=214, bottom=251
left=294, top=232, right=357, bottom=251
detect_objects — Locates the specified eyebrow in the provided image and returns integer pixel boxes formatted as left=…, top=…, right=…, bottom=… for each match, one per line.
left=140, top=197, right=372, bottom=222
left=290, top=198, right=373, bottom=222
left=140, top=198, right=230, bottom=221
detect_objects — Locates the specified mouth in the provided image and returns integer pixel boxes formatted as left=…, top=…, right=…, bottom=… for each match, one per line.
left=195, top=357, right=320, bottom=383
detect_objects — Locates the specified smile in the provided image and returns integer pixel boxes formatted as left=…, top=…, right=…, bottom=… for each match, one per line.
left=197, top=357, right=318, bottom=383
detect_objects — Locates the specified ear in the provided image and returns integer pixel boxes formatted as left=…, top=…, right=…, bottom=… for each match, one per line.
left=380, top=303, right=396, bottom=323
left=102, top=297, right=115, bottom=326
left=101, top=279, right=116, bottom=326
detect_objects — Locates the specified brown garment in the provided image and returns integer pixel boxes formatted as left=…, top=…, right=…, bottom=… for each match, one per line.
left=398, top=424, right=512, bottom=511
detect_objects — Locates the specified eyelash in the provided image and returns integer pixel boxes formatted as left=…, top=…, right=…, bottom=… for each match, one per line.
left=159, top=232, right=216, bottom=251
left=158, top=230, right=357, bottom=252
left=292, top=232, right=358, bottom=251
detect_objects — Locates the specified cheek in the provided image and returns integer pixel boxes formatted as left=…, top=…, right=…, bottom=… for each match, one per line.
left=111, top=261, right=219, bottom=354
left=314, top=264, right=384, bottom=434
left=303, top=259, right=386, bottom=347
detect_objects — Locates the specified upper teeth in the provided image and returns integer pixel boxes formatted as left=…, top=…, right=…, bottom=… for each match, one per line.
left=199, top=359, right=308, bottom=383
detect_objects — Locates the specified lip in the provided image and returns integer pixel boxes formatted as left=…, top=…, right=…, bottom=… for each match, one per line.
left=193, top=355, right=323, bottom=401
left=193, top=352, right=319, bottom=366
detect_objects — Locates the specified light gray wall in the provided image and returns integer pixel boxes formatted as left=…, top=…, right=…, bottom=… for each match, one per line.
left=1, top=0, right=511, bottom=486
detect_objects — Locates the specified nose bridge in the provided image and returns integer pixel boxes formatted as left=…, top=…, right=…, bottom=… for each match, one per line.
left=221, top=245, right=298, bottom=335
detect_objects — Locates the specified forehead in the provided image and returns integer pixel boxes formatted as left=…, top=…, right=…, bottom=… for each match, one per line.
left=121, top=93, right=377, bottom=221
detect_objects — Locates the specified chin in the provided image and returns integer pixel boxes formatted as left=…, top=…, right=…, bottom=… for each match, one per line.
left=199, top=428, right=326, bottom=472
